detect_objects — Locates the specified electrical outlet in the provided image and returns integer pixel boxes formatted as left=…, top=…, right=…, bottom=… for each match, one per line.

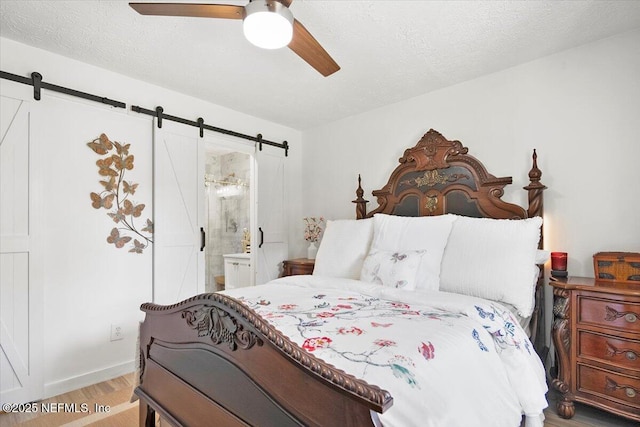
left=110, top=324, right=124, bottom=341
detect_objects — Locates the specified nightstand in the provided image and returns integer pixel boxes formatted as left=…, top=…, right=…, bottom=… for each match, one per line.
left=549, top=276, right=640, bottom=422
left=282, top=258, right=315, bottom=277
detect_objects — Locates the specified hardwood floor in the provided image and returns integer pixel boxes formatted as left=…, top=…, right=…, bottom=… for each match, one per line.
left=0, top=374, right=139, bottom=427
left=1, top=374, right=636, bottom=426
left=544, top=389, right=637, bottom=427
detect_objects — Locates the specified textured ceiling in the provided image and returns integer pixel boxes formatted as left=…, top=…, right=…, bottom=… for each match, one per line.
left=2, top=0, right=640, bottom=130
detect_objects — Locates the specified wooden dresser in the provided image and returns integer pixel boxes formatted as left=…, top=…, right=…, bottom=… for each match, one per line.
left=282, top=258, right=315, bottom=277
left=550, top=276, right=640, bottom=422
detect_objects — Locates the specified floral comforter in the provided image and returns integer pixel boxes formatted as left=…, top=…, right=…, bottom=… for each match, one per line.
left=223, top=275, right=548, bottom=427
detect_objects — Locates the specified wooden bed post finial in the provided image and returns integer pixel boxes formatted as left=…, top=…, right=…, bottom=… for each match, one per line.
left=524, top=148, right=547, bottom=240
left=528, top=149, right=542, bottom=184
left=352, top=174, right=369, bottom=220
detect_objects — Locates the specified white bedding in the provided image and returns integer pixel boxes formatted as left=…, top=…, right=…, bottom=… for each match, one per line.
left=223, top=275, right=548, bottom=427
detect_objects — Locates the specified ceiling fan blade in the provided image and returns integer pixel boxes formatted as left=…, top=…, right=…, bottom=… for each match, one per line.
left=129, top=3, right=244, bottom=19
left=288, top=19, right=340, bottom=77
left=279, top=0, right=293, bottom=7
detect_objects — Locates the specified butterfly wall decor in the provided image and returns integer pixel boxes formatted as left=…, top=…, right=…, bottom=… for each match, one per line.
left=87, top=133, right=153, bottom=253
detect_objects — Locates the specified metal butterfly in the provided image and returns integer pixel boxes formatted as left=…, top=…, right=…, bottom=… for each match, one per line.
left=86, top=133, right=113, bottom=155
left=96, top=157, right=117, bottom=176
left=113, top=141, right=131, bottom=156
left=90, top=192, right=114, bottom=210
left=106, top=227, right=131, bottom=248
left=129, top=239, right=145, bottom=254
left=123, top=199, right=145, bottom=217
left=113, top=154, right=134, bottom=171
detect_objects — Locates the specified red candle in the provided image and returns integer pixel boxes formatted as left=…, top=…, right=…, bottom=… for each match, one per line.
left=551, top=252, right=568, bottom=271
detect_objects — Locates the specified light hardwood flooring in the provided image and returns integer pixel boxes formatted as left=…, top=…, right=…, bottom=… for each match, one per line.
left=1, top=374, right=637, bottom=426
left=544, top=389, right=637, bottom=427
left=0, top=374, right=139, bottom=427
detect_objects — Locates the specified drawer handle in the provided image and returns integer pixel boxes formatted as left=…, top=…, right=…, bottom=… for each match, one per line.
left=606, top=342, right=639, bottom=361
left=605, top=377, right=638, bottom=399
left=605, top=305, right=639, bottom=323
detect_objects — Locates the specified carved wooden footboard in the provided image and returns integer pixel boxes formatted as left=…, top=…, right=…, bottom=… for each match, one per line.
left=134, top=292, right=393, bottom=427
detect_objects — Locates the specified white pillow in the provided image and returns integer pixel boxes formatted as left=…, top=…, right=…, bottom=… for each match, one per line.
left=370, top=214, right=455, bottom=291
left=535, top=250, right=550, bottom=265
left=439, top=215, right=543, bottom=317
left=313, top=218, right=374, bottom=279
left=360, top=250, right=426, bottom=290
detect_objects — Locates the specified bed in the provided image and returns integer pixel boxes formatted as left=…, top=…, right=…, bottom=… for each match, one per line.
left=134, top=129, right=549, bottom=427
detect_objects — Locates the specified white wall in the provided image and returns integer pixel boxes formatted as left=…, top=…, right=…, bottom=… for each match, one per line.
left=301, top=29, right=640, bottom=347
left=0, top=37, right=303, bottom=398
left=303, top=28, right=640, bottom=275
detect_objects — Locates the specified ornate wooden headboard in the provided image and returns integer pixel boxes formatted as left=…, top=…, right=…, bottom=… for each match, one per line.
left=353, top=129, right=545, bottom=222
left=352, top=129, right=548, bottom=355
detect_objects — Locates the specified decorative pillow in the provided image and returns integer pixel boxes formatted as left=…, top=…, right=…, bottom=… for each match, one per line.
left=313, top=218, right=374, bottom=279
left=439, top=215, right=543, bottom=317
left=360, top=250, right=426, bottom=290
left=370, top=213, right=455, bottom=292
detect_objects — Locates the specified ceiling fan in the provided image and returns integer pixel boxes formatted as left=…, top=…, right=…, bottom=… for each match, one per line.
left=129, top=1, right=340, bottom=77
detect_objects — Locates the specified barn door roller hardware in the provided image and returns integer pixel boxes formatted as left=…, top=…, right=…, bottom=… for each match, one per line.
left=0, top=70, right=289, bottom=155
left=0, top=70, right=126, bottom=108
left=131, top=104, right=289, bottom=156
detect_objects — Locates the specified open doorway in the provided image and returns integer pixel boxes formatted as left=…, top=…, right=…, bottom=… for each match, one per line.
left=203, top=144, right=254, bottom=292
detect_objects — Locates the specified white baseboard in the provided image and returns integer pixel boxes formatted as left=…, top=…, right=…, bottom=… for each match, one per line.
left=43, top=360, right=135, bottom=399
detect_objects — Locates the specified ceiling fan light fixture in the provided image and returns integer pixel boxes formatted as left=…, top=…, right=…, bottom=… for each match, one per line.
left=243, top=0, right=294, bottom=50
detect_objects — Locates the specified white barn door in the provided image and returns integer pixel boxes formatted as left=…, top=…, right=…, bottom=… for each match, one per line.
left=153, top=121, right=205, bottom=304
left=0, top=83, right=43, bottom=404
left=255, top=148, right=287, bottom=285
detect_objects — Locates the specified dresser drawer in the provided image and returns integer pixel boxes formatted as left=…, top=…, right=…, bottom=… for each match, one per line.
left=578, top=331, right=640, bottom=371
left=578, top=364, right=640, bottom=408
left=578, top=296, right=640, bottom=333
